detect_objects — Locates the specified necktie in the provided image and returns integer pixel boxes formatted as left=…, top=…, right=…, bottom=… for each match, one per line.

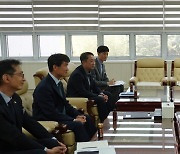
left=57, top=81, right=66, bottom=114
left=101, top=64, right=104, bottom=77
left=87, top=73, right=91, bottom=86
left=8, top=99, right=17, bottom=124
left=57, top=81, right=65, bottom=98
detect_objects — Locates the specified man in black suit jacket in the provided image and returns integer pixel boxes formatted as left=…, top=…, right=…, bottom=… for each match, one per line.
left=67, top=52, right=115, bottom=122
left=91, top=45, right=124, bottom=103
left=0, top=59, right=66, bottom=154
left=33, top=54, right=96, bottom=142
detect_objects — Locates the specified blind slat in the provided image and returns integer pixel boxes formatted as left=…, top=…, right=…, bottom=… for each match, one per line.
left=34, top=20, right=98, bottom=24
left=33, top=7, right=98, bottom=11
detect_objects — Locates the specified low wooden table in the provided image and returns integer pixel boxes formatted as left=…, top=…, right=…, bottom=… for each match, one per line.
left=93, top=112, right=178, bottom=154
left=116, top=97, right=162, bottom=111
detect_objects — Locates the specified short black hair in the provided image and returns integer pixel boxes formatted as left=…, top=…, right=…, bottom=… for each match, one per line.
left=48, top=53, right=70, bottom=72
left=80, top=52, right=94, bottom=63
left=97, top=45, right=109, bottom=53
left=0, top=59, right=21, bottom=85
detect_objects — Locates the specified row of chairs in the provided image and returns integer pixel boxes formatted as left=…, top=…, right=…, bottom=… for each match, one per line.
left=129, top=58, right=180, bottom=88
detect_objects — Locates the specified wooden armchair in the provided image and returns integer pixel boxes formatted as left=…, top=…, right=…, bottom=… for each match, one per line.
left=129, top=58, right=168, bottom=91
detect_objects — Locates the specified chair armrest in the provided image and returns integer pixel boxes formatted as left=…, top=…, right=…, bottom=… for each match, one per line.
left=129, top=77, right=138, bottom=91
left=22, top=121, right=60, bottom=138
left=38, top=121, right=59, bottom=132
left=169, top=77, right=177, bottom=87
left=129, top=76, right=138, bottom=86
left=86, top=100, right=97, bottom=123
left=67, top=97, right=88, bottom=114
left=161, top=77, right=169, bottom=86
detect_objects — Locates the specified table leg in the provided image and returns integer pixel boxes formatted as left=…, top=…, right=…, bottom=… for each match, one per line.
left=113, top=110, right=117, bottom=130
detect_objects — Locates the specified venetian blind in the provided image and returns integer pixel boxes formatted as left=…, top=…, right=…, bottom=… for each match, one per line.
left=0, top=0, right=33, bottom=32
left=99, top=0, right=164, bottom=32
left=33, top=0, right=98, bottom=31
left=164, top=0, right=180, bottom=31
left=1, top=0, right=180, bottom=32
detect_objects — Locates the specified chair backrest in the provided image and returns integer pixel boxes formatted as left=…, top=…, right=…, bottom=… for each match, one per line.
left=134, top=58, right=167, bottom=82
left=16, top=81, right=33, bottom=116
left=171, top=58, right=180, bottom=81
left=33, top=62, right=77, bottom=93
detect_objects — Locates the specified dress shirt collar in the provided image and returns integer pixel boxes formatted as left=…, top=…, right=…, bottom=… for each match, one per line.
left=49, top=72, right=60, bottom=86
left=97, top=58, right=103, bottom=65
left=0, top=91, right=11, bottom=105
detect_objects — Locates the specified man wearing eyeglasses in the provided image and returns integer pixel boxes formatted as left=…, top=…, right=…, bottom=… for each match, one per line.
left=0, top=59, right=66, bottom=154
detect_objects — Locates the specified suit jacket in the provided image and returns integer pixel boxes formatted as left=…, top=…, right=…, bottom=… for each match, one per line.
left=91, top=58, right=109, bottom=88
left=0, top=93, right=53, bottom=151
left=67, top=65, right=101, bottom=98
left=33, top=74, right=80, bottom=122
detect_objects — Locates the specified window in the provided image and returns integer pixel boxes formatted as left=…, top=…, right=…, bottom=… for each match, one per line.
left=168, top=35, right=180, bottom=56
left=39, top=35, right=65, bottom=57
left=104, top=35, right=129, bottom=56
left=136, top=35, right=161, bottom=56
left=71, top=35, right=97, bottom=57
left=7, top=35, right=33, bottom=57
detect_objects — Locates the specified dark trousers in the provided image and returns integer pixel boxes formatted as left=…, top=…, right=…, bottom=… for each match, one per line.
left=106, top=84, right=124, bottom=105
left=2, top=149, right=46, bottom=154
left=2, top=138, right=59, bottom=154
left=91, top=91, right=114, bottom=122
left=62, top=115, right=97, bottom=142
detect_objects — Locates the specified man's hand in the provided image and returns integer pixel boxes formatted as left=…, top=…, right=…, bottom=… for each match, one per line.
left=46, top=146, right=67, bottom=154
left=108, top=79, right=115, bottom=86
left=98, top=93, right=108, bottom=102
left=74, top=115, right=86, bottom=123
left=58, top=142, right=67, bottom=153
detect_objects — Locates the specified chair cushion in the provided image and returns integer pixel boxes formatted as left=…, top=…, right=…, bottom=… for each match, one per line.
left=174, top=59, right=180, bottom=68
left=137, top=82, right=161, bottom=86
left=174, top=68, right=180, bottom=81
left=137, top=58, right=164, bottom=68
left=137, top=68, right=164, bottom=82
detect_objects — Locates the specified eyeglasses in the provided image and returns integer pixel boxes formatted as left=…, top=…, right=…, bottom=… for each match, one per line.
left=12, top=72, right=24, bottom=78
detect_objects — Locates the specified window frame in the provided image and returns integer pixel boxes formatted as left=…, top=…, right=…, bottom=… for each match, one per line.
left=0, top=31, right=180, bottom=61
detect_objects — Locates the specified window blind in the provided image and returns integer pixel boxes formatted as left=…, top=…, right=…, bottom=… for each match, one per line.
left=0, top=0, right=180, bottom=32
left=33, top=0, right=98, bottom=31
left=99, top=0, right=164, bottom=32
left=0, top=1, right=33, bottom=32
left=164, top=0, right=180, bottom=31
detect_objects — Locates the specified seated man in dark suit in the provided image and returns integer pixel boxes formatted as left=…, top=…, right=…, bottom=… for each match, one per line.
left=91, top=45, right=124, bottom=103
left=0, top=59, right=66, bottom=154
left=33, top=54, right=96, bottom=142
left=67, top=52, right=115, bottom=122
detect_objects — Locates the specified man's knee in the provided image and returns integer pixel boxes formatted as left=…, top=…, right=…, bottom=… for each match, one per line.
left=73, top=121, right=84, bottom=130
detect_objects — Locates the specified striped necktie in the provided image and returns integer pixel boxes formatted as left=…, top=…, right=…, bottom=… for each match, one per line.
left=57, top=81, right=66, bottom=114
left=8, top=99, right=17, bottom=124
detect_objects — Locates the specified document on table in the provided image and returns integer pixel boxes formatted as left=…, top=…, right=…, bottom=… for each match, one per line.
left=75, top=140, right=116, bottom=154
left=109, top=80, right=125, bottom=87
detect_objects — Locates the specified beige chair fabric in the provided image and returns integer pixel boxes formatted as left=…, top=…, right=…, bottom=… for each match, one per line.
left=129, top=58, right=168, bottom=88
left=16, top=81, right=76, bottom=154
